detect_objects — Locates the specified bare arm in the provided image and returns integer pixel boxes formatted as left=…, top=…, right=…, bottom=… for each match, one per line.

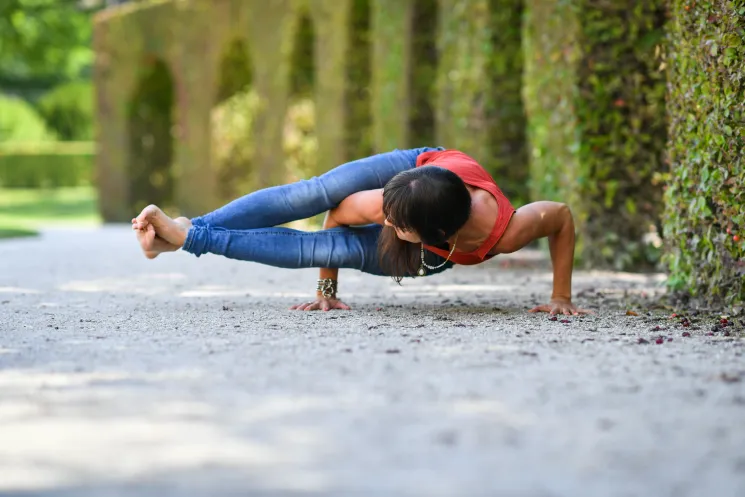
left=327, top=189, right=385, bottom=226
left=291, top=189, right=383, bottom=311
left=493, top=201, right=590, bottom=315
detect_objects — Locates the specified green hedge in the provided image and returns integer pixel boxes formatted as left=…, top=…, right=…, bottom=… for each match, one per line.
left=371, top=0, right=411, bottom=154
left=486, top=0, right=527, bottom=205
left=432, top=0, right=528, bottom=203
left=409, top=0, right=438, bottom=148
left=36, top=81, right=95, bottom=141
left=664, top=1, right=745, bottom=308
left=436, top=0, right=492, bottom=167
left=0, top=94, right=57, bottom=142
left=0, top=142, right=95, bottom=188
left=127, top=59, right=175, bottom=214
left=345, top=0, right=372, bottom=160
left=523, top=0, right=667, bottom=270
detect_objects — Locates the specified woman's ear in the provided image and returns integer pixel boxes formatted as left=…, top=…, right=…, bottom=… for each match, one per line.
left=384, top=219, right=393, bottom=227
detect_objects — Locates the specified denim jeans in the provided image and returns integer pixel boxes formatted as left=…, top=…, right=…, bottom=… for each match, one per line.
left=182, top=147, right=453, bottom=277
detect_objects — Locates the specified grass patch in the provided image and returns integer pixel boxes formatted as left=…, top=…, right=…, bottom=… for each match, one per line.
left=0, top=187, right=100, bottom=239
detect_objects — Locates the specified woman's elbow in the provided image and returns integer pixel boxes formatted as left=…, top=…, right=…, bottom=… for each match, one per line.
left=556, top=203, right=573, bottom=228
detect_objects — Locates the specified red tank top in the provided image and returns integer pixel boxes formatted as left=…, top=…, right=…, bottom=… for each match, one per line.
left=415, top=149, right=516, bottom=265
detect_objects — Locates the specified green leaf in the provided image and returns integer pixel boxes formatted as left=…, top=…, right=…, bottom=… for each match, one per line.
left=625, top=197, right=637, bottom=215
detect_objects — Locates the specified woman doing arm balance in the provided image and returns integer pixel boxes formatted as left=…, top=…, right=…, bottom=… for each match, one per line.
left=132, top=147, right=589, bottom=316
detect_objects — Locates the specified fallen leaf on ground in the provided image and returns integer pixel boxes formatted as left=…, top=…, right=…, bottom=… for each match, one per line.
left=719, top=373, right=742, bottom=383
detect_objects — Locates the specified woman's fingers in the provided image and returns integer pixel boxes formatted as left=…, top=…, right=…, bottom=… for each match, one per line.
left=528, top=303, right=595, bottom=316
left=293, top=299, right=352, bottom=312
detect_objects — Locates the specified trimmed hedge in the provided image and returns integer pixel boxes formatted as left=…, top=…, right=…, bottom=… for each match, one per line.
left=0, top=142, right=95, bottom=188
left=0, top=94, right=56, bottom=142
left=436, top=0, right=492, bottom=164
left=345, top=0, right=373, bottom=160
left=371, top=0, right=412, bottom=153
left=523, top=0, right=668, bottom=270
left=433, top=0, right=529, bottom=203
left=37, top=81, right=95, bottom=141
left=664, top=1, right=745, bottom=307
left=211, top=87, right=318, bottom=201
left=127, top=59, right=175, bottom=215
left=409, top=0, right=438, bottom=148
left=486, top=0, right=527, bottom=205
left=94, top=0, right=530, bottom=221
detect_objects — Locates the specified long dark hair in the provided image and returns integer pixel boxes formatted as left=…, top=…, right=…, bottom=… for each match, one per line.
left=378, top=166, right=471, bottom=282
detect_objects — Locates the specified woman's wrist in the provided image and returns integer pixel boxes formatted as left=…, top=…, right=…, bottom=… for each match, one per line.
left=550, top=294, right=571, bottom=302
left=316, top=278, right=338, bottom=299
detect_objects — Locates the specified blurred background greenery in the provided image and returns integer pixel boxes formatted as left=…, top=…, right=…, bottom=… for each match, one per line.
left=0, top=0, right=100, bottom=237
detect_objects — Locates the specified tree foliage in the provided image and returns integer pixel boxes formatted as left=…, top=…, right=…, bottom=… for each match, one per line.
left=0, top=0, right=96, bottom=81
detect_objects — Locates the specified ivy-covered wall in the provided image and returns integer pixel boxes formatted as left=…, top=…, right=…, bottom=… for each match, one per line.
left=345, top=0, right=373, bottom=161
left=432, top=0, right=528, bottom=205
left=94, top=0, right=175, bottom=221
left=309, top=0, right=351, bottom=175
left=94, top=0, right=528, bottom=221
left=435, top=0, right=492, bottom=164
left=95, top=0, right=301, bottom=219
left=486, top=0, right=527, bottom=204
left=371, top=0, right=413, bottom=153
left=127, top=58, right=174, bottom=214
left=409, top=0, right=438, bottom=149
left=523, top=0, right=668, bottom=270
left=664, top=1, right=745, bottom=307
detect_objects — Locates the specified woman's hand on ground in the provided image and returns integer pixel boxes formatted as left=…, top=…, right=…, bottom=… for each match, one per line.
left=528, top=298, right=592, bottom=316
left=290, top=297, right=351, bottom=312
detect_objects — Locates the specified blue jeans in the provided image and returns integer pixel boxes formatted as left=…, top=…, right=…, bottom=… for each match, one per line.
left=182, top=147, right=453, bottom=277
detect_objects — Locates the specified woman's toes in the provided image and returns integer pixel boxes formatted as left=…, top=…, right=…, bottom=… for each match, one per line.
left=136, top=204, right=159, bottom=225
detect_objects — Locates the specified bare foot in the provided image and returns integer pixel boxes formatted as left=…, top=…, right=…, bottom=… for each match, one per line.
left=134, top=205, right=189, bottom=247
left=135, top=224, right=180, bottom=259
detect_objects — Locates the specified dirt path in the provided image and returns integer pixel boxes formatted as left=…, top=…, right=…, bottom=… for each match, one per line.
left=1, top=227, right=743, bottom=497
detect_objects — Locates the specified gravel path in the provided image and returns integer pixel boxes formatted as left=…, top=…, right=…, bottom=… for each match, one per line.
left=1, top=227, right=743, bottom=497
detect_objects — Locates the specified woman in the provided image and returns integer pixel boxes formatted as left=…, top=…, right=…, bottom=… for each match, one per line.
left=132, top=147, right=589, bottom=315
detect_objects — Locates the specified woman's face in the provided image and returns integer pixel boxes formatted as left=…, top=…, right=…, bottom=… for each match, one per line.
left=384, top=219, right=422, bottom=244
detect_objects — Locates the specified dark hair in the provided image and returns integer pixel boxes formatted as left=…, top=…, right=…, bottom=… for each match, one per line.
left=377, top=166, right=471, bottom=282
